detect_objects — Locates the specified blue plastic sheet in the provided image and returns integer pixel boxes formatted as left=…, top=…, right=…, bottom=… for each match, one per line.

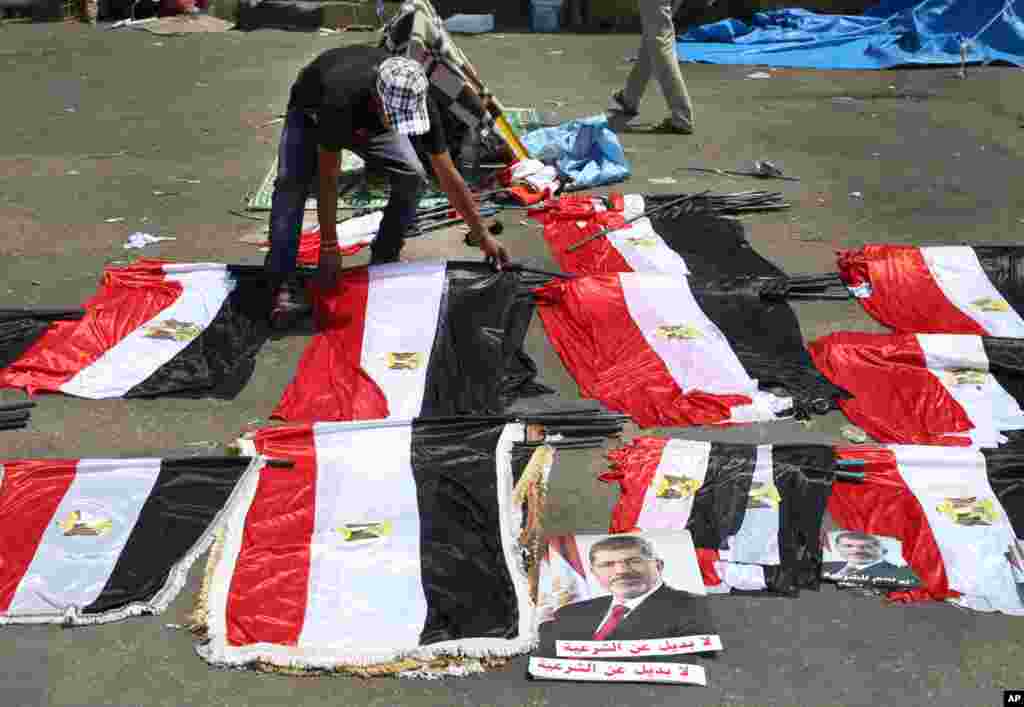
left=522, top=115, right=631, bottom=190
left=676, top=0, right=1024, bottom=69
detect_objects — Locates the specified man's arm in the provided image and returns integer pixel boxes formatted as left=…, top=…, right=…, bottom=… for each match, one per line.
left=428, top=150, right=510, bottom=269
left=317, top=148, right=342, bottom=285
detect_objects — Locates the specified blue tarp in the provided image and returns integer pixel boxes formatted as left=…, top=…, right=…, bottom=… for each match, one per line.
left=676, top=0, right=1024, bottom=69
left=522, top=114, right=631, bottom=190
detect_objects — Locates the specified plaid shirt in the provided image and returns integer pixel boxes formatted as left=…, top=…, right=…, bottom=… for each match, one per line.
left=381, top=0, right=491, bottom=133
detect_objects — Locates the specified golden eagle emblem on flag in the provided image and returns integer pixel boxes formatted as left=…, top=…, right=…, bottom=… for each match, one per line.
left=336, top=521, right=393, bottom=543
left=142, top=319, right=203, bottom=342
left=971, top=297, right=1010, bottom=313
left=936, top=497, right=998, bottom=526
left=747, top=481, right=782, bottom=509
left=385, top=352, right=425, bottom=371
left=942, top=369, right=988, bottom=386
left=654, top=474, right=702, bottom=499
left=654, top=325, right=702, bottom=341
left=58, top=510, right=113, bottom=537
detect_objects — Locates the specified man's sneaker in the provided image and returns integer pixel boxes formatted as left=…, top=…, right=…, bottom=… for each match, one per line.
left=606, top=90, right=639, bottom=119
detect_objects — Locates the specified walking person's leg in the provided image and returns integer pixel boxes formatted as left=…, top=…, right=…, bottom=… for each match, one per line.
left=265, top=109, right=318, bottom=319
left=351, top=131, right=426, bottom=264
left=646, top=0, right=695, bottom=133
left=619, top=3, right=656, bottom=117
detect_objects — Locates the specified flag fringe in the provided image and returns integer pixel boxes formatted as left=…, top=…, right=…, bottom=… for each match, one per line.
left=0, top=456, right=262, bottom=627
left=197, top=424, right=538, bottom=674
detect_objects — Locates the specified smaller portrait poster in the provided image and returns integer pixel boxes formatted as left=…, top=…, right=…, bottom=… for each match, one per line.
left=820, top=523, right=921, bottom=589
left=530, top=531, right=721, bottom=685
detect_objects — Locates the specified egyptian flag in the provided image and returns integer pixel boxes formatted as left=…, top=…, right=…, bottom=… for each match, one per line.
left=273, top=260, right=536, bottom=422
left=809, top=332, right=1024, bottom=447
left=534, top=272, right=838, bottom=427
left=197, top=419, right=534, bottom=670
left=535, top=535, right=591, bottom=625
left=830, top=445, right=1024, bottom=615
left=0, top=456, right=256, bottom=625
left=600, top=438, right=835, bottom=595
left=535, top=194, right=783, bottom=283
left=839, top=245, right=1024, bottom=336
left=0, top=260, right=269, bottom=399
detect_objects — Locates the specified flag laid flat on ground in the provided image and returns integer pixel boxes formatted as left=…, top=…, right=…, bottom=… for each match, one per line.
left=809, top=332, right=1024, bottom=447
left=839, top=245, right=1024, bottom=336
left=273, top=260, right=540, bottom=422
left=0, top=456, right=256, bottom=625
left=601, top=438, right=835, bottom=595
left=198, top=419, right=534, bottom=670
left=0, top=260, right=269, bottom=399
left=830, top=445, right=1024, bottom=615
left=534, top=273, right=837, bottom=427
left=535, top=195, right=782, bottom=284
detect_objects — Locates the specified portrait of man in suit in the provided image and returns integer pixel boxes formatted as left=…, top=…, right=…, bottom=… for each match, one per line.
left=536, top=534, right=715, bottom=657
left=821, top=531, right=919, bottom=586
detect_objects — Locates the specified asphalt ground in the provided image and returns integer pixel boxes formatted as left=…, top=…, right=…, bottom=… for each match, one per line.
left=1, top=21, right=1023, bottom=707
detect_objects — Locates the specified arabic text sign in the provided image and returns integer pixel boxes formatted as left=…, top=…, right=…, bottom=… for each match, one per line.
left=529, top=658, right=707, bottom=685
left=557, top=634, right=722, bottom=659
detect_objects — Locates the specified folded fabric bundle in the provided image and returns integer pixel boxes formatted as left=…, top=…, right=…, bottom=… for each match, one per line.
left=601, top=437, right=836, bottom=596
left=196, top=418, right=536, bottom=673
left=838, top=244, right=1024, bottom=336
left=534, top=272, right=840, bottom=427
left=0, top=260, right=269, bottom=400
left=0, top=456, right=258, bottom=625
left=809, top=332, right=1024, bottom=447
left=829, top=444, right=1024, bottom=615
left=273, top=260, right=546, bottom=422
left=276, top=212, right=383, bottom=267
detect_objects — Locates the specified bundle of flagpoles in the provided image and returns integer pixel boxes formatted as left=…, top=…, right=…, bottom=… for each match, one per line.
left=0, top=400, right=34, bottom=432
left=515, top=411, right=631, bottom=451
left=642, top=190, right=791, bottom=215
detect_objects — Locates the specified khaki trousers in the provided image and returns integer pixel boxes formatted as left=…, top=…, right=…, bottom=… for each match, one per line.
left=622, top=0, right=695, bottom=131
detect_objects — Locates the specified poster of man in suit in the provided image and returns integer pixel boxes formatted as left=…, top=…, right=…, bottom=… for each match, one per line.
left=534, top=532, right=715, bottom=659
left=821, top=530, right=920, bottom=588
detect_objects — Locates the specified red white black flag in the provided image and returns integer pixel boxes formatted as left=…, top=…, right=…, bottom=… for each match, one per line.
left=197, top=419, right=534, bottom=670
left=534, top=272, right=836, bottom=427
left=0, top=260, right=268, bottom=399
left=535, top=194, right=782, bottom=284
left=808, top=332, right=1024, bottom=447
left=600, top=438, right=835, bottom=595
left=830, top=444, right=1024, bottom=615
left=839, top=245, right=1024, bottom=336
left=273, top=260, right=540, bottom=422
left=0, top=456, right=256, bottom=625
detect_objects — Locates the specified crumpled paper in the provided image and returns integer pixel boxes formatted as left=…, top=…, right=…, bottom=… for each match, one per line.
left=124, top=232, right=176, bottom=249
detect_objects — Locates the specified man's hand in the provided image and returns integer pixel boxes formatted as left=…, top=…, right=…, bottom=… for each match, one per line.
left=316, top=241, right=342, bottom=287
left=479, top=233, right=510, bottom=270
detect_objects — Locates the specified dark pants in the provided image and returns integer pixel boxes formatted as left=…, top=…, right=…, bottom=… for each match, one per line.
left=264, top=109, right=427, bottom=284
